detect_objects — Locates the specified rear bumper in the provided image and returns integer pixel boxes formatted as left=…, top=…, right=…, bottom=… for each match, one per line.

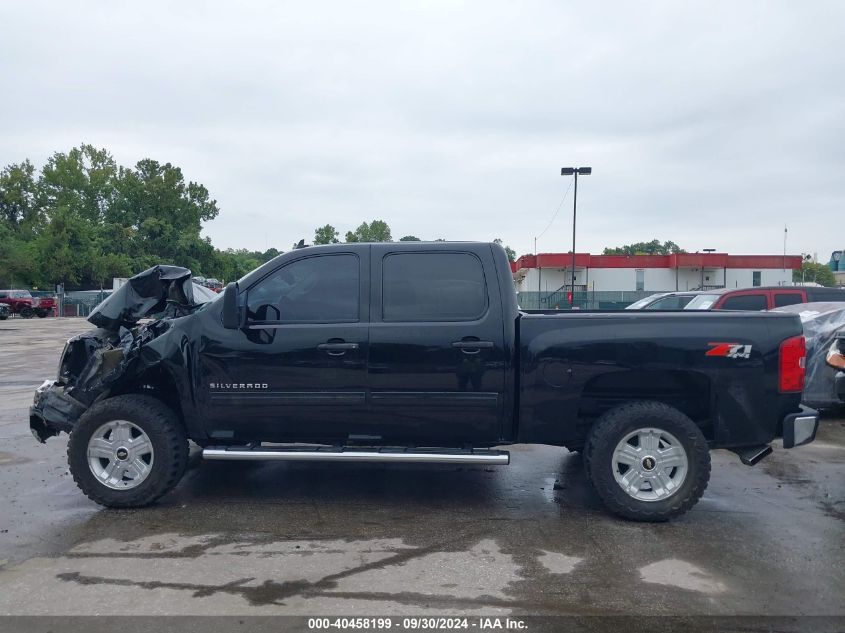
left=782, top=405, right=819, bottom=449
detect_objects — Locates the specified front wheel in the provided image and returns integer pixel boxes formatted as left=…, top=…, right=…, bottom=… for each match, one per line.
left=585, top=401, right=711, bottom=521
left=20, top=306, right=34, bottom=318
left=67, top=395, right=188, bottom=508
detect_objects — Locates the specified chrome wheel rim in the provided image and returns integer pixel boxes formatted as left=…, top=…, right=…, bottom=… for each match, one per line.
left=612, top=427, right=688, bottom=502
left=87, top=420, right=155, bottom=490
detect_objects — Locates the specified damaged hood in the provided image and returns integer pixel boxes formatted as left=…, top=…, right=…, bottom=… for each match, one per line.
left=88, top=265, right=200, bottom=331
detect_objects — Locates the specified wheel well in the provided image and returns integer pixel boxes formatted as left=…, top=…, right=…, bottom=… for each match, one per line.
left=112, top=366, right=187, bottom=431
left=576, top=370, right=714, bottom=444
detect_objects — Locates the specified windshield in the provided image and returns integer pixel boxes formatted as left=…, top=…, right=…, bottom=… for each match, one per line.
left=685, top=294, right=721, bottom=310
left=625, top=294, right=666, bottom=310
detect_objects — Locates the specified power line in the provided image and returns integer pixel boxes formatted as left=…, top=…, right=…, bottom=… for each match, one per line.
left=536, top=178, right=574, bottom=241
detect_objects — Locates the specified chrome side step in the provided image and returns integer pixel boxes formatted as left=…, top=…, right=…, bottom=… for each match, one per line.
left=202, top=446, right=510, bottom=465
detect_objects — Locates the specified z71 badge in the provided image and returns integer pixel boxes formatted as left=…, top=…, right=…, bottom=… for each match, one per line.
left=706, top=343, right=752, bottom=359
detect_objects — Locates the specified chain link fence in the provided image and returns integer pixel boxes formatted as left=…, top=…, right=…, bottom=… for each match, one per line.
left=21, top=289, right=111, bottom=317
left=517, top=289, right=669, bottom=310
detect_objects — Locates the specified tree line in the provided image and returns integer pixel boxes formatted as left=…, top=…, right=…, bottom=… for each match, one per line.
left=313, top=221, right=516, bottom=261
left=0, top=145, right=517, bottom=290
left=0, top=145, right=282, bottom=289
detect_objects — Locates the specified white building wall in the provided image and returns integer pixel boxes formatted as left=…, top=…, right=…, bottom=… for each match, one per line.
left=517, top=266, right=794, bottom=292
left=518, top=269, right=571, bottom=293
left=585, top=268, right=676, bottom=292
left=725, top=268, right=791, bottom=289
left=675, top=268, right=726, bottom=290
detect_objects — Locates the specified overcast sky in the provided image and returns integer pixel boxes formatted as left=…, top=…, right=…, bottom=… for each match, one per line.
left=2, top=1, right=843, bottom=260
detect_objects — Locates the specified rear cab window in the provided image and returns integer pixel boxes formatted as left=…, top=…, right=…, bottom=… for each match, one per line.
left=719, top=294, right=768, bottom=310
left=773, top=293, right=804, bottom=307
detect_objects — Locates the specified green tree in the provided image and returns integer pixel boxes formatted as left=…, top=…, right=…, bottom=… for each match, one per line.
left=0, top=160, right=39, bottom=232
left=260, top=248, right=281, bottom=262
left=399, top=235, right=421, bottom=241
left=603, top=240, right=686, bottom=256
left=89, top=251, right=134, bottom=288
left=794, top=261, right=836, bottom=287
left=35, top=207, right=96, bottom=285
left=0, top=145, right=267, bottom=288
left=314, top=224, right=340, bottom=245
left=0, top=221, right=38, bottom=287
left=113, top=158, right=220, bottom=274
left=39, top=145, right=118, bottom=224
left=345, top=220, right=392, bottom=242
left=493, top=238, right=516, bottom=261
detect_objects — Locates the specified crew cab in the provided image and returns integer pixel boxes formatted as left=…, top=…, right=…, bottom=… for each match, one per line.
left=29, top=243, right=820, bottom=521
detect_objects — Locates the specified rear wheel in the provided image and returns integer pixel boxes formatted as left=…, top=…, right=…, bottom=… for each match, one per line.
left=586, top=401, right=710, bottom=521
left=68, top=395, right=188, bottom=508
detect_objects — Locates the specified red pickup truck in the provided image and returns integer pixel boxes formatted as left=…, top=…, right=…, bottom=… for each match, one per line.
left=0, top=290, right=56, bottom=318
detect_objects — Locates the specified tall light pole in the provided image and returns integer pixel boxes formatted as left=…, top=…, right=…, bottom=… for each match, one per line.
left=561, top=167, right=591, bottom=306
left=703, top=248, right=716, bottom=289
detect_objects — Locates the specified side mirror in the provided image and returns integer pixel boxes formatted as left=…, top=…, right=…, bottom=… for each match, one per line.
left=221, top=282, right=240, bottom=329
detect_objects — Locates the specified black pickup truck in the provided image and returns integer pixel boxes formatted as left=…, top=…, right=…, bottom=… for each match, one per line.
left=30, top=242, right=820, bottom=520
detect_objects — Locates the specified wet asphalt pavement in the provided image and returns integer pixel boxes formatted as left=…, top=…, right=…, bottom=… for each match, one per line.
left=0, top=318, right=843, bottom=618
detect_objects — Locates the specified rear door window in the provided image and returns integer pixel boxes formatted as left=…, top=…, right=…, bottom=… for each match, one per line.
left=382, top=252, right=487, bottom=321
left=719, top=294, right=768, bottom=310
left=773, top=293, right=803, bottom=307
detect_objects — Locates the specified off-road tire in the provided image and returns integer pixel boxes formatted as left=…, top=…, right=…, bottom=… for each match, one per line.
left=20, top=307, right=34, bottom=318
left=68, top=395, right=188, bottom=508
left=585, top=401, right=710, bottom=521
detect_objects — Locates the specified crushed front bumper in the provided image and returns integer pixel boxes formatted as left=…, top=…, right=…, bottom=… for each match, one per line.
left=782, top=405, right=820, bottom=449
left=29, top=380, right=86, bottom=443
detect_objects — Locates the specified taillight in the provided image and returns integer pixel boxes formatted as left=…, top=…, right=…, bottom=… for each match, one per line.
left=779, top=335, right=806, bottom=393
left=827, top=339, right=845, bottom=369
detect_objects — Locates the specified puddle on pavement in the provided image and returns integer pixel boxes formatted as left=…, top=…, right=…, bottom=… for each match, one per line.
left=638, top=558, right=726, bottom=594
left=0, top=532, right=583, bottom=615
left=537, top=550, right=583, bottom=574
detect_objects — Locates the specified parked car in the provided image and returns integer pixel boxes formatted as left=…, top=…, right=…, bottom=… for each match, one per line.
left=685, top=286, right=845, bottom=311
left=33, top=295, right=57, bottom=317
left=0, top=303, right=9, bottom=320
left=625, top=292, right=698, bottom=310
left=773, top=302, right=845, bottom=412
left=30, top=243, right=818, bottom=522
left=0, top=289, right=36, bottom=317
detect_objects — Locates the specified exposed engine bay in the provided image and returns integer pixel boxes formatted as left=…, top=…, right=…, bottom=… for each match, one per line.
left=30, top=265, right=214, bottom=442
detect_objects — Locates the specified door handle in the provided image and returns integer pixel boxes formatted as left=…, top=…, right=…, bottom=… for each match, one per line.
left=452, top=340, right=494, bottom=355
left=318, top=342, right=359, bottom=356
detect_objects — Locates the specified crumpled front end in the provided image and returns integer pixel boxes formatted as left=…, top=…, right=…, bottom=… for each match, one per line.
left=30, top=264, right=208, bottom=443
